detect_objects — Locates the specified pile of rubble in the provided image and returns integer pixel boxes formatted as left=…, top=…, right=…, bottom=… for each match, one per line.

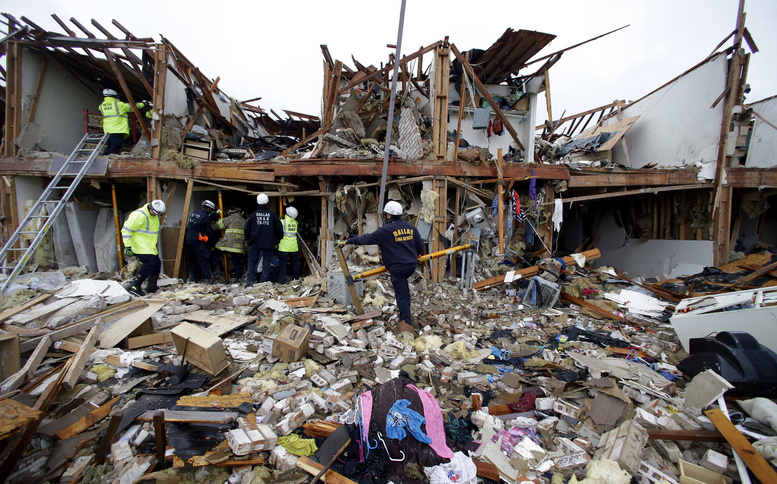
left=1, top=253, right=777, bottom=484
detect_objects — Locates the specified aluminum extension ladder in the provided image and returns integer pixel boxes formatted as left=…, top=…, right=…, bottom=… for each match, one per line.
left=0, top=132, right=108, bottom=293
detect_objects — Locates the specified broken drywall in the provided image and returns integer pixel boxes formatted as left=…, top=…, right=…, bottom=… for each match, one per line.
left=608, top=54, right=728, bottom=169
left=745, top=96, right=777, bottom=168
left=65, top=202, right=99, bottom=273
left=596, top=239, right=713, bottom=277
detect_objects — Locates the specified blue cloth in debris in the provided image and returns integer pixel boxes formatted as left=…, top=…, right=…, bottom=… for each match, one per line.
left=385, top=399, right=432, bottom=443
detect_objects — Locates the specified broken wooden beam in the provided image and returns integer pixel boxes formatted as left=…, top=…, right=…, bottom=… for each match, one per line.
left=138, top=410, right=239, bottom=424
left=0, top=293, right=50, bottom=322
left=54, top=396, right=120, bottom=440
left=647, top=429, right=726, bottom=442
left=0, top=335, right=50, bottom=394
left=705, top=408, right=777, bottom=483
left=474, top=249, right=601, bottom=290
left=61, top=319, right=105, bottom=390
left=297, top=456, right=357, bottom=484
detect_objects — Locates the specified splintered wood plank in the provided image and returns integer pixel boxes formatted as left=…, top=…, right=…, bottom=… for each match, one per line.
left=706, top=408, right=777, bottom=483
left=297, top=456, right=357, bottom=484
left=0, top=398, right=43, bottom=440
left=0, top=335, right=50, bottom=394
left=137, top=410, right=239, bottom=424
left=62, top=319, right=105, bottom=390
left=0, top=293, right=50, bottom=322
left=183, top=310, right=256, bottom=337
left=9, top=297, right=79, bottom=325
left=99, top=300, right=165, bottom=348
left=20, top=300, right=146, bottom=352
left=176, top=392, right=252, bottom=408
left=284, top=295, right=319, bottom=308
left=188, top=440, right=265, bottom=467
left=54, top=396, right=120, bottom=440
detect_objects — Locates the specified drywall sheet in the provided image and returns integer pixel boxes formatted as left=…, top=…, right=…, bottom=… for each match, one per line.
left=608, top=55, right=727, bottom=168
left=21, top=48, right=102, bottom=155
left=745, top=96, right=777, bottom=168
left=94, top=207, right=119, bottom=273
left=65, top=202, right=99, bottom=272
left=51, top=208, right=78, bottom=268
left=595, top=239, right=713, bottom=278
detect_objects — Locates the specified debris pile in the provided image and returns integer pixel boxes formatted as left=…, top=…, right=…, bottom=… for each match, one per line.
left=2, top=250, right=777, bottom=483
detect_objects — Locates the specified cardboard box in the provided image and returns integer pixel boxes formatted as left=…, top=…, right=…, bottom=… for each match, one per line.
left=170, top=322, right=229, bottom=375
left=0, top=334, right=21, bottom=380
left=678, top=459, right=726, bottom=484
left=271, top=324, right=310, bottom=362
left=511, top=95, right=529, bottom=112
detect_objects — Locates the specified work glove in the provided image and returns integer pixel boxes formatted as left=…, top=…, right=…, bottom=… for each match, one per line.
left=124, top=248, right=134, bottom=259
left=198, top=233, right=209, bottom=243
left=334, top=240, right=347, bottom=248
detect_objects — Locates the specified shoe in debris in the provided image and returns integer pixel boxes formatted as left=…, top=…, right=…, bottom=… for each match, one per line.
left=125, top=284, right=145, bottom=297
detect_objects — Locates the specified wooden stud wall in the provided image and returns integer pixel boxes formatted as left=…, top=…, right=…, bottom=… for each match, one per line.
left=432, top=43, right=450, bottom=160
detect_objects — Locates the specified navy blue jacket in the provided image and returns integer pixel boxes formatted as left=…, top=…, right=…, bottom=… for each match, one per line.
left=348, top=218, right=424, bottom=272
left=244, top=207, right=283, bottom=249
left=185, top=209, right=215, bottom=244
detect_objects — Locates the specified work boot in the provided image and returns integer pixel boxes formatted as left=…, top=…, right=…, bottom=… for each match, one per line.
left=202, top=278, right=211, bottom=284
left=145, top=275, right=159, bottom=294
left=125, top=281, right=145, bottom=297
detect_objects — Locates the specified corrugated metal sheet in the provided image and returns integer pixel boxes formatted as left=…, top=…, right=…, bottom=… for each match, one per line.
left=472, top=28, right=556, bottom=84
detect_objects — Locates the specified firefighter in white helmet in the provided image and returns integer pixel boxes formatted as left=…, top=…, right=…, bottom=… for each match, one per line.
left=184, top=200, right=218, bottom=283
left=122, top=199, right=166, bottom=296
left=335, top=201, right=424, bottom=326
left=244, top=193, right=283, bottom=285
left=99, top=88, right=148, bottom=155
left=278, top=206, right=300, bottom=283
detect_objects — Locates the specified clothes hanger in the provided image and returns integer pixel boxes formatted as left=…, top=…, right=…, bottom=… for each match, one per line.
left=377, top=431, right=405, bottom=462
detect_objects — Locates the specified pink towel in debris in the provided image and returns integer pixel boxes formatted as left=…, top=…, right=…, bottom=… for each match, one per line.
left=407, top=384, right=455, bottom=458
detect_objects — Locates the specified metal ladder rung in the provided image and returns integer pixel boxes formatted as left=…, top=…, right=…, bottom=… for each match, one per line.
left=1, top=132, right=107, bottom=294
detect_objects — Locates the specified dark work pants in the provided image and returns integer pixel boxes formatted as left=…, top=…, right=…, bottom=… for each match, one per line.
left=278, top=251, right=299, bottom=283
left=104, top=133, right=125, bottom=155
left=390, top=264, right=416, bottom=325
left=135, top=253, right=161, bottom=285
left=214, top=250, right=244, bottom=280
left=246, top=247, right=273, bottom=284
left=187, top=242, right=211, bottom=281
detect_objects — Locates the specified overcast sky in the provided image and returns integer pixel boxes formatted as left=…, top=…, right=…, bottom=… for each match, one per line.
left=3, top=0, right=776, bottom=123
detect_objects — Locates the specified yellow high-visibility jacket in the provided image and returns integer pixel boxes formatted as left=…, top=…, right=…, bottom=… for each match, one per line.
left=99, top=96, right=145, bottom=135
left=279, top=215, right=298, bottom=253
left=121, top=204, right=160, bottom=255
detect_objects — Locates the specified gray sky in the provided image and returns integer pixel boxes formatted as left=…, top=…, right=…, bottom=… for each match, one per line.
left=3, top=0, right=776, bottom=123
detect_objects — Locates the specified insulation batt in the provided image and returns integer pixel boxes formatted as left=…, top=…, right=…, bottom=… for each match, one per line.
left=569, top=458, right=631, bottom=484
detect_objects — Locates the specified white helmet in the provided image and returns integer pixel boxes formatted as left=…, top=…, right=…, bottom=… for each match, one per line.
left=286, top=207, right=298, bottom=219
left=202, top=200, right=216, bottom=210
left=149, top=199, right=166, bottom=215
left=257, top=193, right=269, bottom=205
left=384, top=200, right=403, bottom=216
left=103, top=88, right=118, bottom=97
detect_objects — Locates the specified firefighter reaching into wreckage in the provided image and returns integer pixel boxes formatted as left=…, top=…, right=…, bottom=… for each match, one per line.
left=185, top=200, right=218, bottom=283
left=99, top=88, right=149, bottom=155
left=336, top=200, right=425, bottom=328
left=122, top=199, right=166, bottom=297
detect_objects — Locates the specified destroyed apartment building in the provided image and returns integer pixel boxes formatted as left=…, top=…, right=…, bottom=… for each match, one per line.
left=0, top=3, right=777, bottom=483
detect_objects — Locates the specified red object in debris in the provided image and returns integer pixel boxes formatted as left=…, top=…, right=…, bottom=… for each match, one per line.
left=506, top=392, right=536, bottom=412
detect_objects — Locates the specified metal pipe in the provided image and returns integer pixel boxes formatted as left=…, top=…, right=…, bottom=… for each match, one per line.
left=377, top=0, right=407, bottom=214
left=112, top=183, right=124, bottom=268
left=352, top=243, right=470, bottom=281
